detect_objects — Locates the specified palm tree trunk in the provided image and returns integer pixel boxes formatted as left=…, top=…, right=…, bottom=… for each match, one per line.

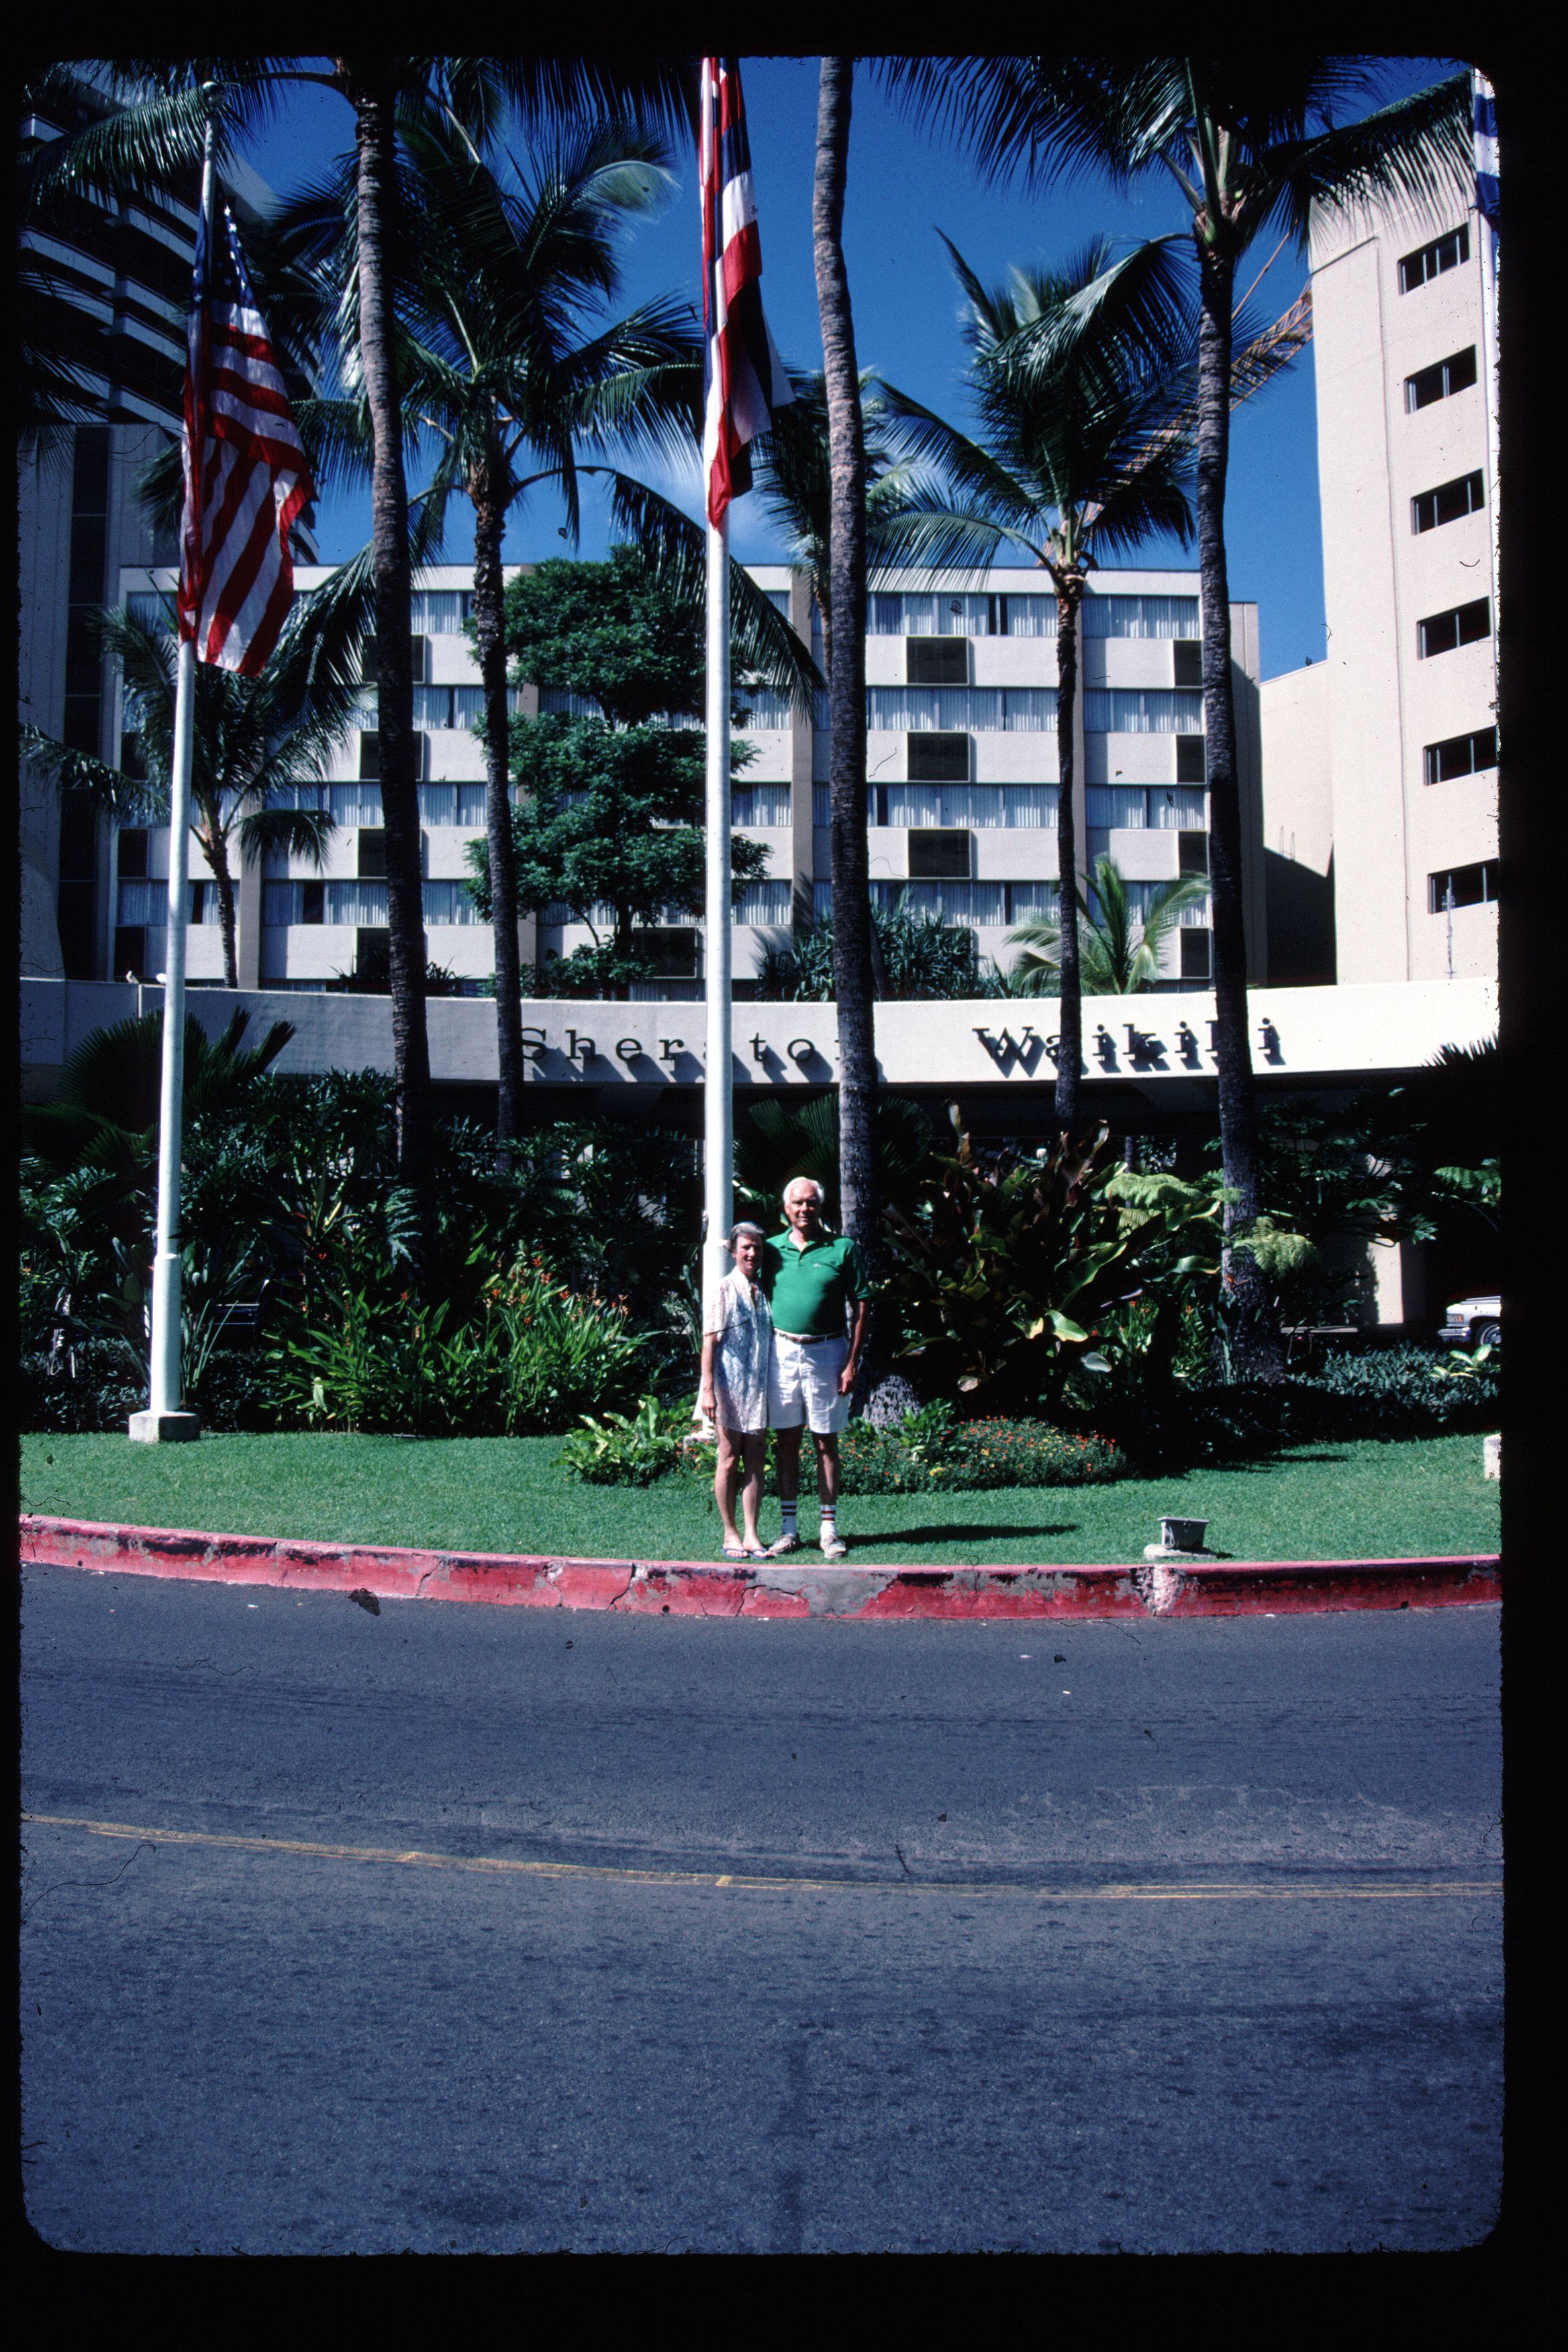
left=350, top=72, right=432, bottom=1191
left=1195, top=232, right=1281, bottom=1379
left=203, top=827, right=239, bottom=991
left=1052, top=581, right=1083, bottom=1130
left=813, top=55, right=878, bottom=1259
left=471, top=449, right=524, bottom=1159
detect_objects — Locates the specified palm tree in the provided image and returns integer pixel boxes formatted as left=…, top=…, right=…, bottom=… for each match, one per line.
left=880, top=56, right=1471, bottom=1375
left=811, top=54, right=880, bottom=1263
left=278, top=117, right=703, bottom=1159
left=1007, top=854, right=1212, bottom=995
left=42, top=58, right=698, bottom=1203
left=22, top=570, right=369, bottom=989
left=875, top=234, right=1194, bottom=1129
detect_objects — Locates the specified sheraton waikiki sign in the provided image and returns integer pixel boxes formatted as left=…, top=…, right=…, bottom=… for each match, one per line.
left=21, top=978, right=1498, bottom=1098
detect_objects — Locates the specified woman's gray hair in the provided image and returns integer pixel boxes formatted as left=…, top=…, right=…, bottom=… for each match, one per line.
left=728, top=1221, right=767, bottom=1248
left=781, top=1177, right=825, bottom=1205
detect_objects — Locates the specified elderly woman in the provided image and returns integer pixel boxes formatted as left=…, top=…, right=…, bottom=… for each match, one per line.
left=698, top=1222, right=775, bottom=1561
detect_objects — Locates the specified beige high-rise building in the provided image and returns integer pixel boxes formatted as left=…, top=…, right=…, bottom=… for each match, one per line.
left=1262, top=162, right=1498, bottom=986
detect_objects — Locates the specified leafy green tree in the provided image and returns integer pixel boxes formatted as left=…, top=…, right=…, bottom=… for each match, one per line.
left=21, top=570, right=369, bottom=989
left=463, top=550, right=772, bottom=997
left=881, top=55, right=1472, bottom=1376
left=1006, top=855, right=1211, bottom=995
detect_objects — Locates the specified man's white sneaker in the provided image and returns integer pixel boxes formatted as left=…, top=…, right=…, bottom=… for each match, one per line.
left=820, top=1534, right=848, bottom=1561
left=767, top=1532, right=801, bottom=1556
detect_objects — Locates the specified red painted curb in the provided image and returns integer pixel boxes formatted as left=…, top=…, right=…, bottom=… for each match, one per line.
left=17, top=1516, right=1500, bottom=1620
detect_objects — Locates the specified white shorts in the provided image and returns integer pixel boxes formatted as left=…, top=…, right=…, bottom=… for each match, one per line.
left=768, top=1332, right=850, bottom=1434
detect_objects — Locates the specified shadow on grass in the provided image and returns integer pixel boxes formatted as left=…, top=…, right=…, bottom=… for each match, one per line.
left=843, top=1522, right=1079, bottom=1552
left=1185, top=1449, right=1352, bottom=1474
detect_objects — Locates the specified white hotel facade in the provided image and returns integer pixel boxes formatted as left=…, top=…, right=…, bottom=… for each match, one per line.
left=1261, top=166, right=1500, bottom=988
left=105, top=560, right=1265, bottom=1001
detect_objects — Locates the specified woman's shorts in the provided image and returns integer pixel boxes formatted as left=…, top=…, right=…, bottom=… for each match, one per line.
left=768, top=1332, right=850, bottom=1434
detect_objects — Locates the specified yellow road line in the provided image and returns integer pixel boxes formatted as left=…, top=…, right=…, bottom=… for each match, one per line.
left=21, top=1814, right=1501, bottom=1904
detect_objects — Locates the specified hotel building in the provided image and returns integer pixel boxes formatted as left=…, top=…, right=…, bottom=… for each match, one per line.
left=99, top=560, right=1265, bottom=1001
left=1261, top=162, right=1498, bottom=987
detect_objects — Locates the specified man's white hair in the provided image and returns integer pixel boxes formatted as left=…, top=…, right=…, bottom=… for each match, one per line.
left=783, top=1176, right=825, bottom=1204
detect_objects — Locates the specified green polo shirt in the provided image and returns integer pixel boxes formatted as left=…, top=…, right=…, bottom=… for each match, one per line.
left=763, top=1228, right=873, bottom=1338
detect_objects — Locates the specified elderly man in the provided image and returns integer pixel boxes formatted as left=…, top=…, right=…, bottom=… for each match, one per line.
left=763, top=1177, right=872, bottom=1559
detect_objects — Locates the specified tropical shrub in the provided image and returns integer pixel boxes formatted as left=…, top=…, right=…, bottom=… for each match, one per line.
left=1095, top=1344, right=1502, bottom=1473
left=556, top=1395, right=693, bottom=1485
left=672, top=1398, right=1127, bottom=1495
left=271, top=1248, right=650, bottom=1437
left=883, top=1112, right=1230, bottom=1417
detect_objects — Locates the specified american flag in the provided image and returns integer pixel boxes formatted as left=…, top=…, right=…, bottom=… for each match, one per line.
left=700, top=56, right=791, bottom=526
left=178, top=200, right=313, bottom=677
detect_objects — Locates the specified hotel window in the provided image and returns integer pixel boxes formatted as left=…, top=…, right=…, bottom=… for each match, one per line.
left=1423, top=727, right=1497, bottom=783
left=906, top=636, right=969, bottom=685
left=1089, top=876, right=1208, bottom=931
left=1176, top=734, right=1207, bottom=783
left=356, top=732, right=428, bottom=779
left=733, top=881, right=792, bottom=924
left=418, top=783, right=489, bottom=826
left=117, top=829, right=148, bottom=877
left=1081, top=595, right=1199, bottom=639
left=1412, top=472, right=1485, bottom=533
left=908, top=733, right=971, bottom=782
left=869, top=591, right=1051, bottom=637
left=734, top=689, right=796, bottom=730
left=409, top=591, right=471, bottom=632
left=1404, top=346, right=1477, bottom=411
left=1428, top=859, right=1499, bottom=912
left=1179, top=929, right=1212, bottom=980
left=1084, top=689, right=1205, bottom=733
left=1172, top=638, right=1203, bottom=687
left=422, top=881, right=481, bottom=925
left=731, top=783, right=793, bottom=826
left=871, top=879, right=1007, bottom=925
left=866, top=877, right=1057, bottom=926
left=1086, top=787, right=1207, bottom=830
left=881, top=783, right=1057, bottom=828
left=1417, top=599, right=1490, bottom=658
left=867, top=687, right=1057, bottom=732
left=908, top=829, right=971, bottom=880
left=1398, top=224, right=1469, bottom=292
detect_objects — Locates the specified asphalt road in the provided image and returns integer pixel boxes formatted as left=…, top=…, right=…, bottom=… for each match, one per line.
left=20, top=1565, right=1502, bottom=2255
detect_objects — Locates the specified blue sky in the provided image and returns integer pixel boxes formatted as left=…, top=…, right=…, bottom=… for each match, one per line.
left=242, top=56, right=1461, bottom=683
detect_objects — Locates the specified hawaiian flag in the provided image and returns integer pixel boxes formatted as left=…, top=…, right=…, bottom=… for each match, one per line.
left=1473, top=70, right=1499, bottom=233
left=177, top=201, right=313, bottom=677
left=700, top=56, right=791, bottom=526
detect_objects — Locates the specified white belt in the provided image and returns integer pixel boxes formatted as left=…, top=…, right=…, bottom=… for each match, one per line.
left=776, top=1330, right=838, bottom=1344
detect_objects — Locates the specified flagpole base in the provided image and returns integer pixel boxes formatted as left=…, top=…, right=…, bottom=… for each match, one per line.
left=128, top=1410, right=201, bottom=1444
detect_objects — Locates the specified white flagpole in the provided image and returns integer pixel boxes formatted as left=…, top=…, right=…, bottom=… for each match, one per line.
left=132, top=114, right=215, bottom=1444
left=703, top=504, right=734, bottom=1296
left=700, top=58, right=734, bottom=1301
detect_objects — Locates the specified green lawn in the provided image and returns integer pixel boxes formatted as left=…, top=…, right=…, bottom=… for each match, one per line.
left=17, top=1431, right=1500, bottom=1566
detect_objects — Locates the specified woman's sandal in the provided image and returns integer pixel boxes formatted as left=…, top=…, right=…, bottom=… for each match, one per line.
left=722, top=1544, right=749, bottom=1562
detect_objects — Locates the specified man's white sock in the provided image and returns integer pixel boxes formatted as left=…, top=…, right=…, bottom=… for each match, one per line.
left=820, top=1508, right=837, bottom=1540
